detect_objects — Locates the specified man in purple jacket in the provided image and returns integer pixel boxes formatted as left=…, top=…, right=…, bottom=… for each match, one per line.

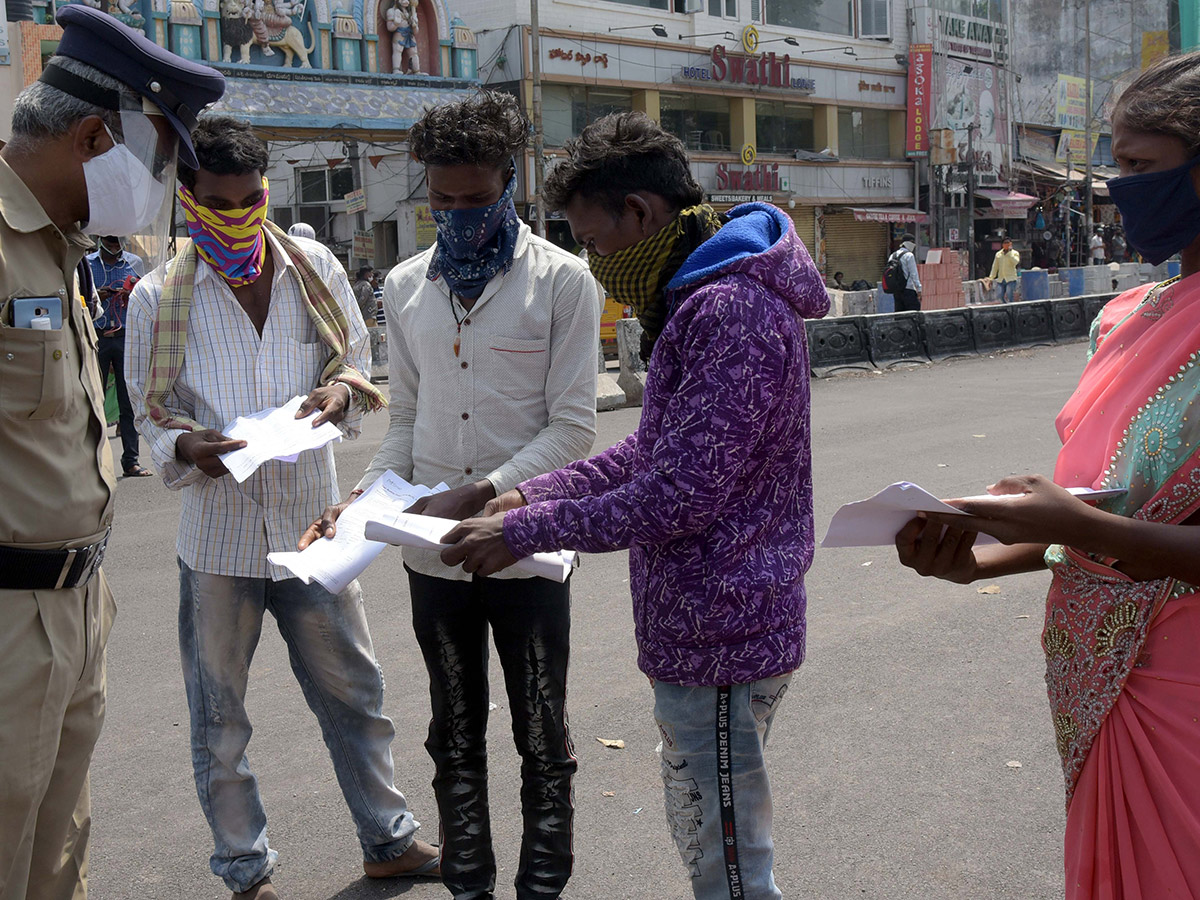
left=443, top=112, right=829, bottom=900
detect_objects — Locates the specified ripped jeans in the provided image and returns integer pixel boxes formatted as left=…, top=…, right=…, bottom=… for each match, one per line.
left=408, top=568, right=576, bottom=900
left=178, top=561, right=421, bottom=893
left=654, top=674, right=794, bottom=900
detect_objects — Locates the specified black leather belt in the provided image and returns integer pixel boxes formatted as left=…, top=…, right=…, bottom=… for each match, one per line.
left=0, top=530, right=110, bottom=591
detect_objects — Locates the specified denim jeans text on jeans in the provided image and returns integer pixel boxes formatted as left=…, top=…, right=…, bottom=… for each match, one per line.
left=654, top=674, right=794, bottom=900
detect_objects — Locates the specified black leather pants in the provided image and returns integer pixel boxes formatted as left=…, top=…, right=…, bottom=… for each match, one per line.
left=408, top=568, right=576, bottom=900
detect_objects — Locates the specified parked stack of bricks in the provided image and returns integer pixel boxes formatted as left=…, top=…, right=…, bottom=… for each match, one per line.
left=915, top=249, right=967, bottom=311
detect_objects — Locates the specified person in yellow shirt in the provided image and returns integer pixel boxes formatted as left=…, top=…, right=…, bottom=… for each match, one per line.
left=988, top=237, right=1021, bottom=302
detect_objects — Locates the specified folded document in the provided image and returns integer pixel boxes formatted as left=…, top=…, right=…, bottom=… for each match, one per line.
left=219, top=395, right=344, bottom=483
left=268, top=471, right=448, bottom=593
left=821, top=481, right=1127, bottom=549
left=364, top=512, right=576, bottom=583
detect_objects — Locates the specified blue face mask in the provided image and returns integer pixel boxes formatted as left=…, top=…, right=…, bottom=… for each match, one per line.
left=426, top=172, right=520, bottom=300
left=1106, top=154, right=1200, bottom=266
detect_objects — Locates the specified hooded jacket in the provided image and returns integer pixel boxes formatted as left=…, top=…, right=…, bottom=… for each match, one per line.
left=504, top=203, right=829, bottom=685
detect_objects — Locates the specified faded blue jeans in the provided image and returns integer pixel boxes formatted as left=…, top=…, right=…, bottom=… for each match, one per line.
left=178, top=560, right=421, bottom=893
left=997, top=279, right=1017, bottom=303
left=653, top=674, right=794, bottom=900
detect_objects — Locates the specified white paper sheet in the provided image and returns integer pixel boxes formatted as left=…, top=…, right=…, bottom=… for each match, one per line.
left=218, top=395, right=345, bottom=483
left=364, top=512, right=576, bottom=583
left=267, top=472, right=448, bottom=593
left=820, top=482, right=1126, bottom=549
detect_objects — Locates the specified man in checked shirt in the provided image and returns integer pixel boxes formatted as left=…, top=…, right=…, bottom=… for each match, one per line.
left=300, top=92, right=601, bottom=900
left=126, top=117, right=438, bottom=900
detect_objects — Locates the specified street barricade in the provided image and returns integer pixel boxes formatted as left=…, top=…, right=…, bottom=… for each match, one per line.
left=921, top=308, right=975, bottom=361
left=806, top=316, right=873, bottom=377
left=969, top=305, right=1015, bottom=352
left=1010, top=300, right=1055, bottom=348
left=863, top=312, right=929, bottom=369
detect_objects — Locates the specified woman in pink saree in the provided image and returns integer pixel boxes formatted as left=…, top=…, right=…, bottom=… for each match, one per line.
left=896, top=52, right=1200, bottom=899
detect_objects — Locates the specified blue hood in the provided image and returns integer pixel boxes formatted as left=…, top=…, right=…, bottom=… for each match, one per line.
left=665, top=202, right=829, bottom=320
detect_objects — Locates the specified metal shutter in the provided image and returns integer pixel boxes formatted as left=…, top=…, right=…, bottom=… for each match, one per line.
left=823, top=213, right=888, bottom=286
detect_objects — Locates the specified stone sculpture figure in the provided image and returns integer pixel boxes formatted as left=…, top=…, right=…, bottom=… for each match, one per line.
left=384, top=0, right=420, bottom=74
left=221, top=0, right=316, bottom=67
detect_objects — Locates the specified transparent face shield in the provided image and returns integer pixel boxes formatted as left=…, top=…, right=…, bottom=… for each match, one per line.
left=107, top=98, right=179, bottom=274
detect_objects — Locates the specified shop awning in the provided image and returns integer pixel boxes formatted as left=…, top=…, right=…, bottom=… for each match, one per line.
left=848, top=207, right=930, bottom=224
left=1014, top=160, right=1109, bottom=193
left=975, top=189, right=1037, bottom=214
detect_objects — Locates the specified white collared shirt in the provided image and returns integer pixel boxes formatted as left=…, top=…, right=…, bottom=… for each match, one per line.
left=357, top=222, right=601, bottom=580
left=126, top=232, right=370, bottom=580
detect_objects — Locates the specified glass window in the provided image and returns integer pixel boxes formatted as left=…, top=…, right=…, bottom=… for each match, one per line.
left=607, top=0, right=669, bottom=11
left=756, top=101, right=815, bottom=154
left=542, top=85, right=634, bottom=147
left=837, top=107, right=890, bottom=159
left=330, top=167, right=355, bottom=200
left=270, top=206, right=295, bottom=230
left=765, top=0, right=851, bottom=36
left=660, top=93, right=731, bottom=151
left=709, top=0, right=736, bottom=17
left=858, top=0, right=889, bottom=38
left=299, top=169, right=328, bottom=203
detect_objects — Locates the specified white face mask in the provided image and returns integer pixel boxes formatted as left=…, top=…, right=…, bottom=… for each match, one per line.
left=82, top=138, right=167, bottom=237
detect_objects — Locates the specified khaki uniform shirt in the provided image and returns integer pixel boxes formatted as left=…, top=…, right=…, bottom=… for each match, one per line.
left=0, top=156, right=114, bottom=548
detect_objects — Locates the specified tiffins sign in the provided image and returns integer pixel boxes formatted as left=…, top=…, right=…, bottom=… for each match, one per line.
left=679, top=45, right=817, bottom=94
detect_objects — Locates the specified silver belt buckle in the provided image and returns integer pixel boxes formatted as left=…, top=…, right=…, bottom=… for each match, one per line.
left=53, top=548, right=79, bottom=590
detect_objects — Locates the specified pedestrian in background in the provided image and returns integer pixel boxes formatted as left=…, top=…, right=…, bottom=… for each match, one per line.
left=87, top=235, right=151, bottom=476
left=887, top=233, right=922, bottom=311
left=442, top=110, right=829, bottom=900
left=1090, top=228, right=1106, bottom=265
left=127, top=117, right=438, bottom=900
left=987, top=236, right=1021, bottom=303
left=895, top=49, right=1200, bottom=900
left=353, top=264, right=377, bottom=324
left=0, top=7, right=223, bottom=899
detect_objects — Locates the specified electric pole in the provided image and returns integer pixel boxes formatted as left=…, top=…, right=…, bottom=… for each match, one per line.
left=530, top=0, right=545, bottom=238
left=347, top=137, right=367, bottom=267
left=1083, top=0, right=1093, bottom=247
left=967, top=123, right=977, bottom=282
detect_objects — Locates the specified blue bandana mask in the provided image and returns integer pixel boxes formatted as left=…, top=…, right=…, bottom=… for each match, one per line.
left=1106, top=155, right=1200, bottom=266
left=426, top=173, right=520, bottom=300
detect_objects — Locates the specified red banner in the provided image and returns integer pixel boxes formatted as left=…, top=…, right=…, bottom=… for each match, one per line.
left=906, top=44, right=932, bottom=158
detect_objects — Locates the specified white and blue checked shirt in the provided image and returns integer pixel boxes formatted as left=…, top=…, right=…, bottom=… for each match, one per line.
left=126, top=233, right=370, bottom=580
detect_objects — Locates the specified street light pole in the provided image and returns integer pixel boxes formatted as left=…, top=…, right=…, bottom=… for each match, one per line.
left=530, top=0, right=546, bottom=238
left=967, top=122, right=977, bottom=282
left=1083, top=0, right=1093, bottom=248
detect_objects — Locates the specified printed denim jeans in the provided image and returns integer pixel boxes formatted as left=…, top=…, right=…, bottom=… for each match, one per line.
left=653, top=674, right=794, bottom=900
left=178, top=560, right=420, bottom=893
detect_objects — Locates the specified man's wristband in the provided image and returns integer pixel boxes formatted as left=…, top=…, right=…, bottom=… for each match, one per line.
left=334, top=382, right=354, bottom=405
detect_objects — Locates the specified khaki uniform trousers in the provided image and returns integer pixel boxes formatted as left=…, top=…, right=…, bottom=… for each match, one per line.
left=0, top=569, right=115, bottom=900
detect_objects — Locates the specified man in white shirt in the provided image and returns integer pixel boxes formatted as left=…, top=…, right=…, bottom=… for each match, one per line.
left=301, top=93, right=601, bottom=900
left=1090, top=229, right=1107, bottom=264
left=126, top=117, right=438, bottom=900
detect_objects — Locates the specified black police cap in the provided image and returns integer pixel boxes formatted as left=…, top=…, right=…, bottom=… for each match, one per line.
left=45, top=5, right=225, bottom=169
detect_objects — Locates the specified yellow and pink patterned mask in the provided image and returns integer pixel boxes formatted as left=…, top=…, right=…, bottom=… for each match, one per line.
left=178, top=177, right=270, bottom=287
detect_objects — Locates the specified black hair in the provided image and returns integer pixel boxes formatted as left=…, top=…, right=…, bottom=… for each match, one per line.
left=833, top=271, right=844, bottom=278
left=409, top=91, right=528, bottom=170
left=356, top=265, right=374, bottom=280
left=542, top=112, right=704, bottom=217
left=178, top=115, right=270, bottom=189
left=1113, top=51, right=1200, bottom=157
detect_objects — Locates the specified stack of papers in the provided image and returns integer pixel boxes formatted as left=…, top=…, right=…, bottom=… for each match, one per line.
left=219, top=395, right=345, bottom=483
left=364, top=512, right=576, bottom=583
left=820, top=481, right=1126, bottom=548
left=268, top=471, right=448, bottom=593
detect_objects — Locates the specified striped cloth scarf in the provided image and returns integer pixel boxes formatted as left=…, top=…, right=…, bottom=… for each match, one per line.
left=143, top=220, right=387, bottom=431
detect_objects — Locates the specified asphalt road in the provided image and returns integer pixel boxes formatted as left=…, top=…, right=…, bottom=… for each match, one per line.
left=88, top=343, right=1088, bottom=900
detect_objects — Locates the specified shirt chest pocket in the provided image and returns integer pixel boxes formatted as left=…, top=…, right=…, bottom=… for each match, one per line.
left=479, top=335, right=548, bottom=401
left=0, top=323, right=74, bottom=420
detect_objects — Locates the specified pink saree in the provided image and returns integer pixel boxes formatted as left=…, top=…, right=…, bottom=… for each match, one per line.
left=1047, top=273, right=1200, bottom=899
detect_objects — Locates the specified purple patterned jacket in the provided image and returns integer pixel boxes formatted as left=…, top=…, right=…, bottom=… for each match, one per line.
left=504, top=203, right=829, bottom=685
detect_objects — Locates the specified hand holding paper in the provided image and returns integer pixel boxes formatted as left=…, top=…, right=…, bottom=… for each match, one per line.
left=822, top=479, right=1125, bottom=548
left=364, top=512, right=575, bottom=583
left=218, top=395, right=344, bottom=483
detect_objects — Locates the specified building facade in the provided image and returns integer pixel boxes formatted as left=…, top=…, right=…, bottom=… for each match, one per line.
left=459, top=0, right=922, bottom=284
left=0, top=0, right=481, bottom=268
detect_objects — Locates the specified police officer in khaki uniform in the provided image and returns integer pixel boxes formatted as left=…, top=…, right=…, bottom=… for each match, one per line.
left=0, top=8, right=223, bottom=899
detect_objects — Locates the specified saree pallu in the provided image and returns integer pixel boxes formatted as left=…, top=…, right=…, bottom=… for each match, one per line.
left=1047, top=272, right=1200, bottom=898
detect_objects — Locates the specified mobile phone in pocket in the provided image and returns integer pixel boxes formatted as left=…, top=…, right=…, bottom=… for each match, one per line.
left=12, top=297, right=63, bottom=330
